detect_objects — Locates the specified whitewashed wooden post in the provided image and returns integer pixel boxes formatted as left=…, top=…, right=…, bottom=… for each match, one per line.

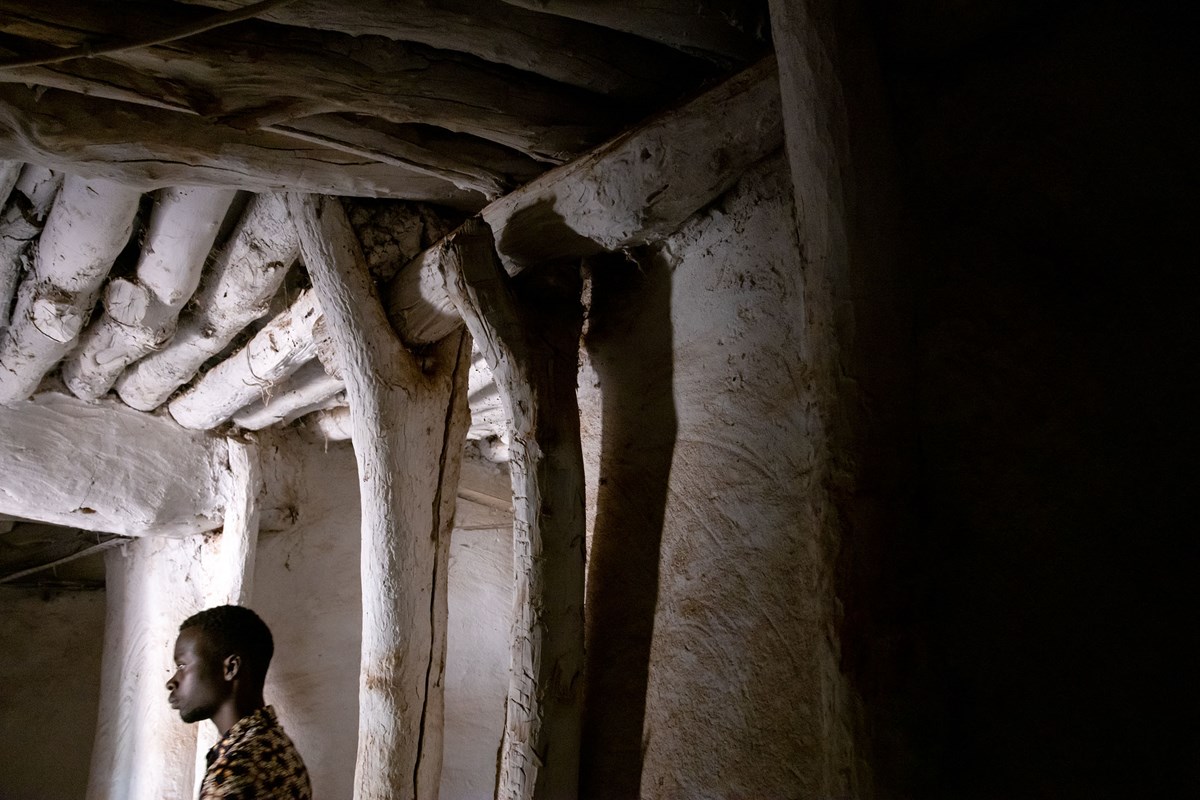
left=288, top=193, right=471, bottom=800
left=192, top=435, right=264, bottom=795
left=85, top=536, right=211, bottom=800
left=439, top=219, right=587, bottom=800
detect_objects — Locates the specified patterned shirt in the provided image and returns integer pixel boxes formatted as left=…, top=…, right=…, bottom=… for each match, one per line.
left=200, top=706, right=312, bottom=800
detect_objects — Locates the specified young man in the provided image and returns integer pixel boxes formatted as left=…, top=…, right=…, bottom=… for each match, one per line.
left=167, top=605, right=312, bottom=799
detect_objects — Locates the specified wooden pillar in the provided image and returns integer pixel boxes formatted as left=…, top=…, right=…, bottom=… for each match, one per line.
left=85, top=536, right=208, bottom=800
left=289, top=193, right=471, bottom=800
left=193, top=435, right=263, bottom=794
left=440, top=219, right=586, bottom=800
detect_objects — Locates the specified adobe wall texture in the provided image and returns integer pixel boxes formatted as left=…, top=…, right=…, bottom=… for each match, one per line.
left=0, top=587, right=106, bottom=800
left=580, top=154, right=860, bottom=799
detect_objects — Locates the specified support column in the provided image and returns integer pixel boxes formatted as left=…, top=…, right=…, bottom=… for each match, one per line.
left=440, top=219, right=586, bottom=800
left=85, top=536, right=208, bottom=800
left=192, top=435, right=263, bottom=793
left=289, top=193, right=470, bottom=800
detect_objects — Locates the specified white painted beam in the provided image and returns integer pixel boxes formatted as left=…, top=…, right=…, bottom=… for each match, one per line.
left=115, top=192, right=298, bottom=411
left=168, top=289, right=322, bottom=430
left=231, top=357, right=344, bottom=431
left=63, top=186, right=236, bottom=400
left=0, top=175, right=140, bottom=401
left=0, top=391, right=228, bottom=536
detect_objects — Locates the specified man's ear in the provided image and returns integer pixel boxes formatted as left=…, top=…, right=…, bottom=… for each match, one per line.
left=223, top=654, right=240, bottom=682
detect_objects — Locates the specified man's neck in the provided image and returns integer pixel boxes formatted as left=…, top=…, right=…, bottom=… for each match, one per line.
left=212, top=693, right=266, bottom=737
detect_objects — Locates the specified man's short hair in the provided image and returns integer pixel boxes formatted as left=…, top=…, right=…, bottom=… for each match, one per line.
left=180, top=605, right=274, bottom=675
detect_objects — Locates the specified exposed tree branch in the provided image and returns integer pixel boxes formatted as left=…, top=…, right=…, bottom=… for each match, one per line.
left=439, top=218, right=586, bottom=800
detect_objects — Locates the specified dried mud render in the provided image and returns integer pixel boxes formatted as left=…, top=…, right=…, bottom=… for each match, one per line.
left=581, top=157, right=851, bottom=798
left=0, top=588, right=106, bottom=799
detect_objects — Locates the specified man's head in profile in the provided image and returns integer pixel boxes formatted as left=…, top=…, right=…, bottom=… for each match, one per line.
left=166, top=605, right=311, bottom=799
left=167, top=605, right=273, bottom=730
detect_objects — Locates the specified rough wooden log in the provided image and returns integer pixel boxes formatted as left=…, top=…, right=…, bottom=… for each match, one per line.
left=270, top=115, right=538, bottom=200
left=0, top=159, right=22, bottom=317
left=0, top=175, right=141, bottom=402
left=191, top=434, right=262, bottom=792
left=176, top=0, right=709, bottom=103
left=0, top=0, right=618, bottom=162
left=231, top=357, right=343, bottom=430
left=439, top=219, right=586, bottom=800
left=115, top=192, right=298, bottom=411
left=308, top=404, right=352, bottom=442
left=0, top=390, right=228, bottom=536
left=0, top=159, right=19, bottom=203
left=382, top=56, right=783, bottom=346
left=481, top=55, right=782, bottom=275
left=289, top=193, right=471, bottom=800
left=497, top=0, right=767, bottom=62
left=63, top=186, right=236, bottom=401
left=0, top=85, right=486, bottom=206
left=168, top=289, right=322, bottom=430
left=467, top=348, right=506, bottom=442
left=0, top=165, right=60, bottom=329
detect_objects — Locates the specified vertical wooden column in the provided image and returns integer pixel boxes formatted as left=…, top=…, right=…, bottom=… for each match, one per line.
left=193, top=435, right=264, bottom=792
left=440, top=219, right=586, bottom=800
left=289, top=193, right=471, bottom=800
left=85, top=536, right=208, bottom=800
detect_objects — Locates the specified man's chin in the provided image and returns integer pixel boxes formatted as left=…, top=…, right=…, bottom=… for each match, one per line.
left=179, top=708, right=207, bottom=724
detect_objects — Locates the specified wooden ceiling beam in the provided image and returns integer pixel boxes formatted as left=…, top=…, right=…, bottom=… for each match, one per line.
left=0, top=0, right=619, bottom=162
left=167, top=289, right=322, bottom=430
left=497, top=0, right=768, bottom=62
left=0, top=175, right=141, bottom=403
left=63, top=186, right=237, bottom=401
left=174, top=0, right=712, bottom=104
left=0, top=391, right=228, bottom=537
left=231, top=358, right=343, bottom=431
left=0, top=166, right=59, bottom=329
left=384, top=56, right=783, bottom=344
left=116, top=192, right=298, bottom=411
left=0, top=85, right=488, bottom=205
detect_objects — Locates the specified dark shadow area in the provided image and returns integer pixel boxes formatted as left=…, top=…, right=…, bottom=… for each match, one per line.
left=859, top=1, right=1200, bottom=796
left=579, top=248, right=676, bottom=800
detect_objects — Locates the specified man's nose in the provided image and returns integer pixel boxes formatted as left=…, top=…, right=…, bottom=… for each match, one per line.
left=166, top=674, right=177, bottom=691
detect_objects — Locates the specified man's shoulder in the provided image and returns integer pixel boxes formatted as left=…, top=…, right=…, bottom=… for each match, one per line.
left=203, top=709, right=311, bottom=799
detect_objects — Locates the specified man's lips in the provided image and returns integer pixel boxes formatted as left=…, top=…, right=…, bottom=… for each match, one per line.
left=168, top=695, right=179, bottom=709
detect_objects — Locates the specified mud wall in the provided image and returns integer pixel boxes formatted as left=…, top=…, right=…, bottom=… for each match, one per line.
left=580, top=154, right=861, bottom=798
left=0, top=588, right=106, bottom=800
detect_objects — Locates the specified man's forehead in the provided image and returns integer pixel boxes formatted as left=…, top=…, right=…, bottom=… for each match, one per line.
left=174, top=626, right=210, bottom=656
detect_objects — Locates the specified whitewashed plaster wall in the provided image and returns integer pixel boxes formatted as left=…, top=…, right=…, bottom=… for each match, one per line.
left=442, top=526, right=512, bottom=799
left=253, top=431, right=363, bottom=800
left=254, top=427, right=513, bottom=800
left=579, top=155, right=853, bottom=798
left=0, top=587, right=106, bottom=800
